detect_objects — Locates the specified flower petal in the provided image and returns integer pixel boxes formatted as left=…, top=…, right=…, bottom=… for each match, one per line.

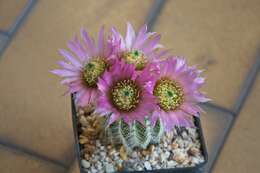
left=125, top=22, right=136, bottom=50
left=142, top=34, right=161, bottom=54
left=50, top=69, right=79, bottom=77
left=81, top=28, right=97, bottom=57
left=98, top=25, right=105, bottom=55
left=67, top=36, right=87, bottom=62
left=59, top=49, right=82, bottom=68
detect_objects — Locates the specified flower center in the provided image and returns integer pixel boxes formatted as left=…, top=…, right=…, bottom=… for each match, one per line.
left=83, top=58, right=107, bottom=87
left=123, top=50, right=146, bottom=70
left=153, top=78, right=184, bottom=111
left=110, top=79, right=140, bottom=112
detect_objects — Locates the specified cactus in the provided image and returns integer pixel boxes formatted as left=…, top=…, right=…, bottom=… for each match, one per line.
left=151, top=118, right=164, bottom=144
left=105, top=118, right=164, bottom=152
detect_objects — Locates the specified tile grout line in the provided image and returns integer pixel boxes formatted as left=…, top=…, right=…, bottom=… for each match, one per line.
left=207, top=117, right=236, bottom=173
left=0, top=139, right=68, bottom=169
left=0, top=30, right=10, bottom=37
left=146, top=0, right=166, bottom=31
left=233, top=53, right=260, bottom=114
left=202, top=102, right=236, bottom=117
left=200, top=103, right=236, bottom=173
left=9, top=0, right=38, bottom=35
left=208, top=54, right=260, bottom=173
left=0, top=0, right=38, bottom=58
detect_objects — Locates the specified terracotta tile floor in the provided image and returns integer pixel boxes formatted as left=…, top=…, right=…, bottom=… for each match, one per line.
left=213, top=74, right=260, bottom=173
left=0, top=145, right=66, bottom=173
left=68, top=159, right=80, bottom=173
left=0, top=0, right=259, bottom=173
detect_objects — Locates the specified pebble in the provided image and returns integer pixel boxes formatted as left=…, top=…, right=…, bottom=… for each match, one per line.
left=78, top=108, right=85, bottom=116
left=181, top=131, right=189, bottom=139
left=96, top=140, right=101, bottom=147
left=168, top=160, right=177, bottom=168
left=90, top=166, right=98, bottom=173
left=141, top=150, right=150, bottom=156
left=131, top=151, right=138, bottom=158
left=100, top=151, right=106, bottom=157
left=173, top=152, right=186, bottom=164
left=188, top=128, right=197, bottom=139
left=161, top=151, right=170, bottom=162
left=150, top=160, right=157, bottom=166
left=79, top=116, right=88, bottom=127
left=166, top=132, right=173, bottom=139
left=155, top=165, right=161, bottom=169
left=119, top=146, right=128, bottom=161
left=82, top=105, right=94, bottom=114
left=191, top=157, right=203, bottom=164
left=79, top=138, right=89, bottom=145
left=81, top=159, right=91, bottom=169
left=176, top=138, right=184, bottom=148
left=128, top=158, right=135, bottom=164
left=165, top=151, right=170, bottom=158
left=104, top=157, right=111, bottom=163
left=136, top=166, right=143, bottom=171
left=108, top=149, right=116, bottom=156
left=105, top=163, right=115, bottom=173
left=149, top=145, right=155, bottom=153
left=151, top=151, right=159, bottom=158
left=163, top=141, right=168, bottom=148
left=188, top=146, right=200, bottom=156
left=96, top=161, right=103, bottom=170
left=144, top=161, right=152, bottom=170
left=171, top=142, right=179, bottom=149
left=117, top=163, right=123, bottom=171
left=84, top=154, right=91, bottom=160
left=167, top=145, right=172, bottom=151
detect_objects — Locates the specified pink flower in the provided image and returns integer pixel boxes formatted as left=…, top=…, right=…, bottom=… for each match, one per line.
left=96, top=59, right=156, bottom=125
left=110, top=23, right=167, bottom=70
left=51, top=26, right=113, bottom=107
left=151, top=57, right=210, bottom=131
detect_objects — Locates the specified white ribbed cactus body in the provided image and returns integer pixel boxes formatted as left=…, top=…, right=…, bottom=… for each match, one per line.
left=105, top=118, right=164, bottom=151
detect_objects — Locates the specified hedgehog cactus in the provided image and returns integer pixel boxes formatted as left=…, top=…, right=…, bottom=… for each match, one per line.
left=105, top=118, right=164, bottom=152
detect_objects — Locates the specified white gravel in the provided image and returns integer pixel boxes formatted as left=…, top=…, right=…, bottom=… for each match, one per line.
left=80, top=128, right=205, bottom=172
left=77, top=108, right=205, bottom=173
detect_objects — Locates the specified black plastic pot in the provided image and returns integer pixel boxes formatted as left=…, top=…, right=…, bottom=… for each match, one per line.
left=71, top=95, right=208, bottom=173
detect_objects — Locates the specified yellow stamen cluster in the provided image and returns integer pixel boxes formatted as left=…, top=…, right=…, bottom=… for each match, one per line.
left=83, top=58, right=107, bottom=87
left=154, top=78, right=184, bottom=111
left=123, top=50, right=146, bottom=70
left=110, top=79, right=140, bottom=112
